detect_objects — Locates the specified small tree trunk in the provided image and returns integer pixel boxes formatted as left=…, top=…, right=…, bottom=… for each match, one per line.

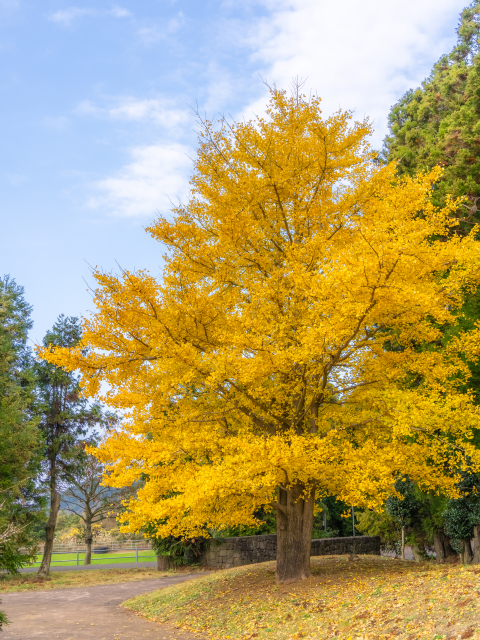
left=472, top=526, right=480, bottom=564
left=401, top=526, right=405, bottom=560
left=463, top=539, right=473, bottom=565
left=157, top=555, right=174, bottom=571
left=444, top=536, right=458, bottom=561
left=84, top=527, right=92, bottom=565
left=37, top=489, right=61, bottom=577
left=433, top=532, right=458, bottom=564
left=411, top=542, right=426, bottom=562
left=276, top=484, right=314, bottom=584
left=434, top=532, right=446, bottom=564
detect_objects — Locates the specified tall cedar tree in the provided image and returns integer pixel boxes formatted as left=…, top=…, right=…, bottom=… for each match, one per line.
left=382, top=0, right=480, bottom=234
left=0, top=276, right=42, bottom=572
left=40, top=88, right=480, bottom=584
left=36, top=316, right=104, bottom=577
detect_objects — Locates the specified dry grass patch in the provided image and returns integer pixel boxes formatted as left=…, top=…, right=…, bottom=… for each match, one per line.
left=124, top=555, right=480, bottom=640
left=0, top=565, right=208, bottom=593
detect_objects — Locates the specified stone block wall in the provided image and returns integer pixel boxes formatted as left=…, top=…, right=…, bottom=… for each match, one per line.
left=200, top=534, right=380, bottom=569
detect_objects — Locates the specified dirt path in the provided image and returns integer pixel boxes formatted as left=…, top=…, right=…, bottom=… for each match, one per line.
left=1, top=574, right=207, bottom=639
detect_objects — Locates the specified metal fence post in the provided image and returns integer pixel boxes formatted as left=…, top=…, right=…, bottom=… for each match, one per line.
left=136, top=547, right=138, bottom=563
left=77, top=552, right=79, bottom=566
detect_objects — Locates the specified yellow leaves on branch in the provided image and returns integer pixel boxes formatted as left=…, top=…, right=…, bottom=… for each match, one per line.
left=38, top=88, right=480, bottom=538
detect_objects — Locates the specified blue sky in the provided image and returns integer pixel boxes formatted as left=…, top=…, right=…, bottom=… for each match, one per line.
left=0, top=0, right=469, bottom=344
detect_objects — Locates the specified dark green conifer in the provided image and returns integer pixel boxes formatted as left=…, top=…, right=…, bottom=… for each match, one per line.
left=0, top=276, right=43, bottom=571
left=383, top=0, right=480, bottom=235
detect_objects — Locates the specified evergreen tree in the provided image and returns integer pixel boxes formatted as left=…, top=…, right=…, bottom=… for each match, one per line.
left=385, top=478, right=420, bottom=559
left=382, top=0, right=480, bottom=235
left=444, top=472, right=480, bottom=563
left=35, top=315, right=104, bottom=577
left=0, top=276, right=43, bottom=572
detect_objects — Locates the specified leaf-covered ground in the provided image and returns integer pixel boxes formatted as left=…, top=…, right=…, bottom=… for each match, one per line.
left=0, top=566, right=207, bottom=593
left=124, top=556, right=480, bottom=640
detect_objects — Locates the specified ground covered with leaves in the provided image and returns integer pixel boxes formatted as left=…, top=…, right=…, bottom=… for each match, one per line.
left=0, top=565, right=207, bottom=593
left=124, top=556, right=480, bottom=640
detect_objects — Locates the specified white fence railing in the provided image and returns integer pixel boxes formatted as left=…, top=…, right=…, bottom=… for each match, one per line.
left=35, top=539, right=153, bottom=553
left=28, top=548, right=157, bottom=567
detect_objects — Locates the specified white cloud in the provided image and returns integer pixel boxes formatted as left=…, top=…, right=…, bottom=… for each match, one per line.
left=137, top=26, right=163, bottom=43
left=109, top=6, right=131, bottom=18
left=0, top=0, right=20, bottom=11
left=44, top=115, right=70, bottom=130
left=202, top=62, right=236, bottom=113
left=168, top=11, right=185, bottom=33
left=6, top=172, right=27, bottom=186
left=75, top=96, right=189, bottom=129
left=48, top=7, right=96, bottom=25
left=244, top=0, right=468, bottom=146
left=48, top=5, right=131, bottom=26
left=87, top=143, right=192, bottom=218
left=137, top=11, right=185, bottom=43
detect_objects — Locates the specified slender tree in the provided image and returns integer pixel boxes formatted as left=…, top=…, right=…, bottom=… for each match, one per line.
left=385, top=479, right=419, bottom=560
left=35, top=316, right=104, bottom=577
left=40, top=88, right=480, bottom=584
left=62, top=453, right=124, bottom=564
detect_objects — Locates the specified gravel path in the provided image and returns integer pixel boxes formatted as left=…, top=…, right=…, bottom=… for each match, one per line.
left=1, top=574, right=207, bottom=639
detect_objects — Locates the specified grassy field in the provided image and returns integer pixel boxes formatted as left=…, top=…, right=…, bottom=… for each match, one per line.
left=124, top=555, right=480, bottom=640
left=29, top=549, right=157, bottom=567
left=0, top=565, right=208, bottom=593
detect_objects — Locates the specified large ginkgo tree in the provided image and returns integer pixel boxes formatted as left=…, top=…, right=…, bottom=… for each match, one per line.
left=40, top=89, right=480, bottom=583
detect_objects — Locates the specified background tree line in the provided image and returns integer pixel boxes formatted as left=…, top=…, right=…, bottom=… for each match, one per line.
left=354, top=0, right=480, bottom=564
left=0, top=276, right=127, bottom=587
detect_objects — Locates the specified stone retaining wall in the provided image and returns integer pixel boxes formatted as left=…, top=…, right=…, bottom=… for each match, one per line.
left=201, top=534, right=380, bottom=569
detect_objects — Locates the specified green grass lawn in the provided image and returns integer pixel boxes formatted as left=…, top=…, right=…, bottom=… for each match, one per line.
left=29, top=550, right=157, bottom=567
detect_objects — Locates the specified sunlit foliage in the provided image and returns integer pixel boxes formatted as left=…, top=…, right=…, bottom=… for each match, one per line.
left=39, top=88, right=480, bottom=541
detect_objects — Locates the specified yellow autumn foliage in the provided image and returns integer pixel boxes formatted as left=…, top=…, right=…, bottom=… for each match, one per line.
left=39, top=89, right=480, bottom=542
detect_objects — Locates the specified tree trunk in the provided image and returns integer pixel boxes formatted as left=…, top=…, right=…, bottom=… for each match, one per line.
left=411, top=542, right=426, bottom=562
left=276, top=484, right=314, bottom=584
left=157, top=555, right=174, bottom=571
left=433, top=532, right=457, bottom=564
left=37, top=489, right=61, bottom=577
left=445, top=536, right=458, bottom=562
left=463, top=539, right=473, bottom=565
left=84, top=521, right=92, bottom=565
left=401, top=526, right=405, bottom=560
left=472, top=526, right=480, bottom=564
